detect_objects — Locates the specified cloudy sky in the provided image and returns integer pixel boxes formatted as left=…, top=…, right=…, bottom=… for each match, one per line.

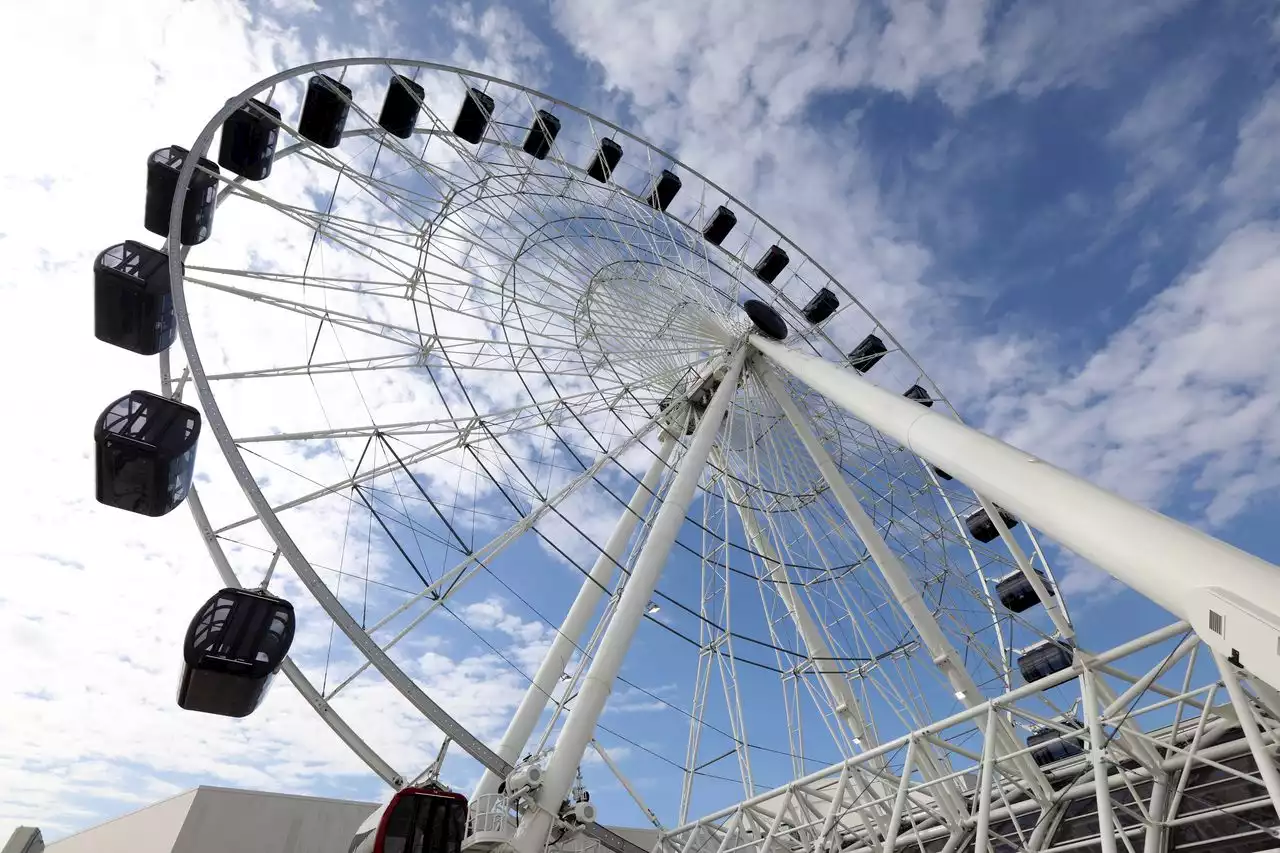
left=2, top=0, right=1279, bottom=843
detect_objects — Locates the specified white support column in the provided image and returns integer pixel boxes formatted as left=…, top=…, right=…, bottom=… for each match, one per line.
left=759, top=366, right=1050, bottom=801
left=974, top=708, right=998, bottom=853
left=473, top=436, right=676, bottom=799
left=1142, top=776, right=1167, bottom=853
left=752, top=336, right=1280, bottom=693
left=1082, top=669, right=1120, bottom=853
left=1213, top=650, right=1280, bottom=818
left=879, top=737, right=916, bottom=852
left=509, top=348, right=748, bottom=853
left=812, top=763, right=849, bottom=853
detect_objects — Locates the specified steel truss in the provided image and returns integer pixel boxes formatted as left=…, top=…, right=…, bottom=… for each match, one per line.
left=656, top=622, right=1280, bottom=853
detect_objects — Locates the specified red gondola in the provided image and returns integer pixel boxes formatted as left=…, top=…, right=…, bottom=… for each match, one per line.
left=349, top=786, right=469, bottom=853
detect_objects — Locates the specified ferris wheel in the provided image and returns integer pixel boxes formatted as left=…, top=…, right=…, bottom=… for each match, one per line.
left=91, top=58, right=1280, bottom=853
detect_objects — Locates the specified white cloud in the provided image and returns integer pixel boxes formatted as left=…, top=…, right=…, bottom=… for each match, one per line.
left=989, top=220, right=1280, bottom=520
left=1221, top=82, right=1280, bottom=225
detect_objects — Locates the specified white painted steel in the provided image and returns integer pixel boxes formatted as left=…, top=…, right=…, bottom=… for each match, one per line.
left=1213, top=650, right=1280, bottom=816
left=474, top=437, right=676, bottom=800
left=752, top=335, right=1280, bottom=691
left=510, top=348, right=748, bottom=853
left=1082, top=669, right=1120, bottom=853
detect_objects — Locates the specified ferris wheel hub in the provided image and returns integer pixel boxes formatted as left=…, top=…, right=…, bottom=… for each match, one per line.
left=742, top=299, right=787, bottom=341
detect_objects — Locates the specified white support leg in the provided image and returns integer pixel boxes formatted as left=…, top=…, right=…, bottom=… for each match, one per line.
left=879, top=737, right=916, bottom=853
left=974, top=708, right=998, bottom=853
left=509, top=348, right=748, bottom=853
left=751, top=336, right=1280, bottom=693
left=1213, top=650, right=1280, bottom=818
left=759, top=366, right=1050, bottom=801
left=812, top=763, right=849, bottom=853
left=1141, top=776, right=1167, bottom=853
left=1082, top=669, right=1120, bottom=853
left=473, top=436, right=676, bottom=799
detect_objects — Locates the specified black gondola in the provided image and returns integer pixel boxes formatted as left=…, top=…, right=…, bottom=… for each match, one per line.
left=995, top=569, right=1055, bottom=613
left=802, top=288, right=839, bottom=324
left=587, top=137, right=623, bottom=182
left=144, top=146, right=219, bottom=246
left=94, top=242, right=176, bottom=356
left=348, top=786, right=469, bottom=853
left=178, top=587, right=295, bottom=718
left=298, top=75, right=352, bottom=149
left=453, top=87, right=494, bottom=145
left=1018, top=638, right=1075, bottom=683
left=218, top=98, right=281, bottom=180
left=753, top=245, right=789, bottom=284
left=523, top=109, right=561, bottom=160
left=903, top=384, right=933, bottom=407
left=646, top=169, right=681, bottom=211
left=966, top=506, right=1020, bottom=543
left=379, top=74, right=425, bottom=140
left=848, top=333, right=887, bottom=373
left=1027, top=718, right=1085, bottom=766
left=95, top=391, right=200, bottom=517
left=703, top=205, right=736, bottom=245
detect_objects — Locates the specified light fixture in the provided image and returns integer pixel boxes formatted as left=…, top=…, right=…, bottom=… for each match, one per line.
left=645, top=601, right=661, bottom=615
left=954, top=691, right=967, bottom=701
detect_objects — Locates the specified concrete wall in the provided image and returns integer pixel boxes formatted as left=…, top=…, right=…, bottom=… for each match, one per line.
left=43, top=787, right=376, bottom=853
left=45, top=789, right=196, bottom=853
left=174, top=788, right=376, bottom=853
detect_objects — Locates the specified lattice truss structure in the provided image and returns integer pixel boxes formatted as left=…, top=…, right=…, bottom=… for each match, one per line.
left=111, top=58, right=1280, bottom=853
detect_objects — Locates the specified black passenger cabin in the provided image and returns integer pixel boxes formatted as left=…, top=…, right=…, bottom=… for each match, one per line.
left=848, top=334, right=887, bottom=372
left=178, top=587, right=295, bottom=717
left=145, top=146, right=219, bottom=246
left=646, top=169, right=681, bottom=211
left=903, top=384, right=933, bottom=407
left=379, top=75, right=425, bottom=140
left=1018, top=638, right=1075, bottom=683
left=95, top=391, right=200, bottom=517
left=996, top=568, right=1055, bottom=613
left=523, top=110, right=561, bottom=160
left=1027, top=717, right=1085, bottom=766
left=453, top=87, right=494, bottom=145
left=94, top=242, right=176, bottom=356
left=753, top=245, right=789, bottom=284
left=965, top=506, right=1020, bottom=543
left=348, top=786, right=469, bottom=853
left=802, top=288, right=839, bottom=324
left=218, top=98, right=280, bottom=180
left=299, top=75, right=352, bottom=149
left=703, top=206, right=736, bottom=246
left=587, top=137, right=623, bottom=182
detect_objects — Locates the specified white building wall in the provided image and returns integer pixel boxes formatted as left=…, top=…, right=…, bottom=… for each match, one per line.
left=173, top=787, right=376, bottom=853
left=43, top=787, right=377, bottom=853
left=45, top=789, right=196, bottom=853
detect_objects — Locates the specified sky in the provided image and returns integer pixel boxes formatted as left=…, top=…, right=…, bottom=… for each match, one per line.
left=2, top=0, right=1280, bottom=844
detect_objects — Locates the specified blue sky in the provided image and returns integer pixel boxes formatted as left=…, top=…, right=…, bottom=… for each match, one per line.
left=2, top=0, right=1280, bottom=843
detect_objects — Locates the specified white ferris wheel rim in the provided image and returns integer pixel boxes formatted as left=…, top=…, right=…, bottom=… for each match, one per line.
left=154, top=56, right=1076, bottom=820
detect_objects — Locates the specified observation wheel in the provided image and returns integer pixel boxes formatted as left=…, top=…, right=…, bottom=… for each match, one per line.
left=93, top=57, right=1280, bottom=853
left=122, top=55, right=1075, bottom=844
